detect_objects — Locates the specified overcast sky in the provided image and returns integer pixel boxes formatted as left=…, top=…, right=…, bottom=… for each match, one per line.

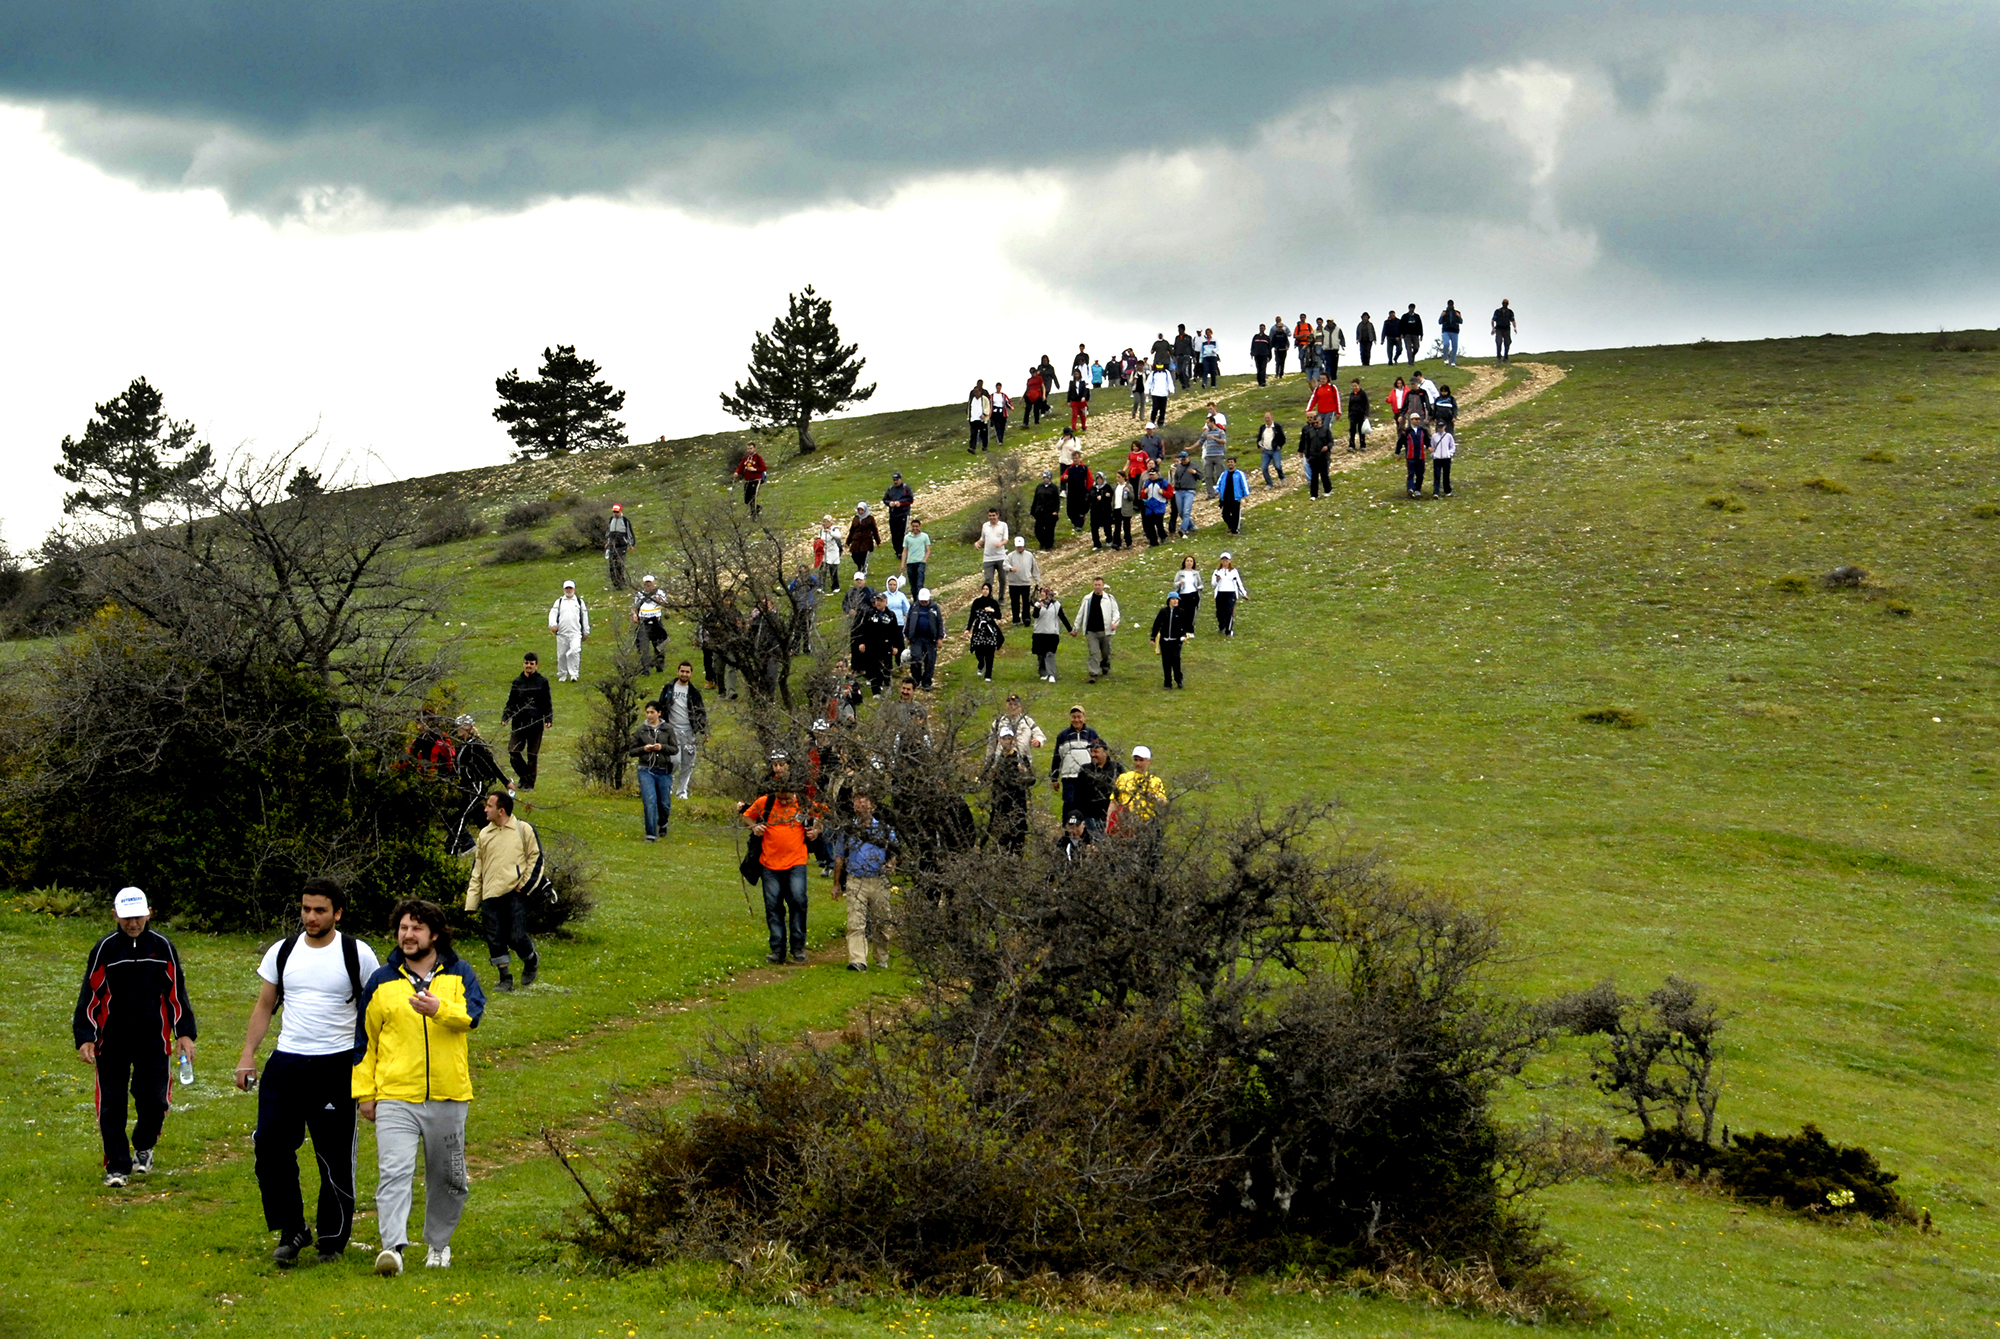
left=4, top=2, right=1997, bottom=548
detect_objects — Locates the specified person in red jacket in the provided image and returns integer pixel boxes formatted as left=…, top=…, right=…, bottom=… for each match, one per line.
left=1398, top=418, right=1432, bottom=499
left=1124, top=443, right=1150, bottom=482
left=1023, top=367, right=1047, bottom=427
left=1307, top=377, right=1339, bottom=428
left=735, top=448, right=768, bottom=517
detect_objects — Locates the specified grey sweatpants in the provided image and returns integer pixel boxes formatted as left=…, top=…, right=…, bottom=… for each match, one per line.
left=1085, top=631, right=1113, bottom=677
left=374, top=1099, right=469, bottom=1251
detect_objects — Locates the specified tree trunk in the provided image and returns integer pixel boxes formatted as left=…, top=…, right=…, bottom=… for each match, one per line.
left=796, top=414, right=816, bottom=455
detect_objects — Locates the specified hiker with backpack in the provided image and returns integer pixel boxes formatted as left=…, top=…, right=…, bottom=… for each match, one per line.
left=464, top=791, right=542, bottom=992
left=235, top=878, right=383, bottom=1266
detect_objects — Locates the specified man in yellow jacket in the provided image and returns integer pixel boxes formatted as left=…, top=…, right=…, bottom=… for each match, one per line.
left=352, top=898, right=484, bottom=1276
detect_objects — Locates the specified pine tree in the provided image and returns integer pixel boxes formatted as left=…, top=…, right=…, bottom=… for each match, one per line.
left=286, top=466, right=325, bottom=499
left=493, top=345, right=629, bottom=460
left=54, top=377, right=214, bottom=534
left=720, top=286, right=876, bottom=454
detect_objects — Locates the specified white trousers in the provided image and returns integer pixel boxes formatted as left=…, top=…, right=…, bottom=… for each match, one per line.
left=554, top=630, right=583, bottom=682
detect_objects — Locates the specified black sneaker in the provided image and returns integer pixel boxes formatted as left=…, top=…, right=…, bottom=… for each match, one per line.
left=789, top=952, right=807, bottom=965
left=274, top=1227, right=315, bottom=1267
left=132, top=1148, right=153, bottom=1175
left=316, top=1244, right=345, bottom=1265
left=766, top=953, right=783, bottom=964
left=521, top=954, right=540, bottom=988
left=846, top=963, right=867, bottom=972
left=493, top=974, right=514, bottom=993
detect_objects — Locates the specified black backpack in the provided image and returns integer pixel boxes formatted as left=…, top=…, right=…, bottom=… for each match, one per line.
left=273, top=931, right=365, bottom=1009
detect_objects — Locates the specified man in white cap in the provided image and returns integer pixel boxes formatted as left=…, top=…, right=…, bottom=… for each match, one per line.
left=547, top=580, right=590, bottom=682
left=73, top=887, right=197, bottom=1188
left=1004, top=536, right=1039, bottom=626
left=630, top=574, right=669, bottom=675
left=1110, top=746, right=1168, bottom=833
left=904, top=586, right=944, bottom=690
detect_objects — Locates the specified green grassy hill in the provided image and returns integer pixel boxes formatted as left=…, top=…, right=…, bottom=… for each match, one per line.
left=3, top=332, right=1996, bottom=1337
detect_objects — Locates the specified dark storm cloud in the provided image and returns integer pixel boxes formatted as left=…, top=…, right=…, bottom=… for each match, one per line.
left=3, top=1, right=1996, bottom=297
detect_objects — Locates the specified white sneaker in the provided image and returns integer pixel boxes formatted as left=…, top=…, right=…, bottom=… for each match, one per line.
left=374, top=1248, right=403, bottom=1276
left=426, top=1246, right=452, bottom=1269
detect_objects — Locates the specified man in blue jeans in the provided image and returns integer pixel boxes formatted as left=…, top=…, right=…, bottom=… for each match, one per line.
left=1172, top=453, right=1201, bottom=535
left=1437, top=301, right=1463, bottom=365
left=742, top=754, right=822, bottom=965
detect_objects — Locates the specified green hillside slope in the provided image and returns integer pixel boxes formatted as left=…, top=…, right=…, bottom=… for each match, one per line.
left=3, top=332, right=1995, bottom=1337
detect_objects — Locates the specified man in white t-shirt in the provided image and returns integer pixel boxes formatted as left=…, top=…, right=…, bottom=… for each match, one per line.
left=234, top=878, right=382, bottom=1267
left=979, top=509, right=1010, bottom=593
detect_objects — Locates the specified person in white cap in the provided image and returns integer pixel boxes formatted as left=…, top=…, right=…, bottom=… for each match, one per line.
left=1005, top=537, right=1039, bottom=625
left=904, top=586, right=944, bottom=690
left=631, top=575, right=669, bottom=675
left=73, top=887, right=196, bottom=1188
left=547, top=580, right=591, bottom=682
left=1210, top=553, right=1249, bottom=636
left=1109, top=745, right=1167, bottom=833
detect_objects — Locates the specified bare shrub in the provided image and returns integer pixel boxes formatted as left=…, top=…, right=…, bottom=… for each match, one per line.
left=413, top=501, right=481, bottom=547
left=1578, top=706, right=1645, bottom=728
left=487, top=535, right=547, bottom=565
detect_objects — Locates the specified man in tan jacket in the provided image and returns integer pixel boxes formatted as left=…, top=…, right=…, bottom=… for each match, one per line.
left=464, top=791, right=541, bottom=992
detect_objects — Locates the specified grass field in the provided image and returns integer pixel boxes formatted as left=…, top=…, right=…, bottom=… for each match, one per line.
left=4, top=332, right=1997, bottom=1337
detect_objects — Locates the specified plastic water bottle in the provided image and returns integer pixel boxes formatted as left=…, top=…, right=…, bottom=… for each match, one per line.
left=178, top=1054, right=194, bottom=1086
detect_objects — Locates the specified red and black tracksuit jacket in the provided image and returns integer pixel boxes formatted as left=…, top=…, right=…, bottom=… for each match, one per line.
left=72, top=928, right=197, bottom=1055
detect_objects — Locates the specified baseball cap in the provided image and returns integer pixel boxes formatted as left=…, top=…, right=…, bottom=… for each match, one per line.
left=998, top=724, right=1015, bottom=737
left=455, top=713, right=475, bottom=726
left=642, top=574, right=656, bottom=583
left=611, top=503, right=622, bottom=511
left=918, top=588, right=932, bottom=600
left=1219, top=552, right=1232, bottom=560
left=563, top=579, right=576, bottom=589
left=113, top=887, right=149, bottom=917
left=767, top=749, right=789, bottom=762
left=853, top=573, right=867, bottom=584
left=1064, top=812, right=1085, bottom=825
left=1132, top=745, right=1152, bottom=760
left=1014, top=536, right=1025, bottom=547
left=892, top=471, right=903, bottom=479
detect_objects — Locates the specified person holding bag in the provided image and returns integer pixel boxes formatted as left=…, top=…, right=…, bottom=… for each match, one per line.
left=463, top=791, right=541, bottom=992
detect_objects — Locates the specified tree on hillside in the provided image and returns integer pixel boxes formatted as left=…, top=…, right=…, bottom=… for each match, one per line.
left=494, top=345, right=629, bottom=460
left=655, top=495, right=816, bottom=709
left=54, top=376, right=215, bottom=534
left=720, top=285, right=876, bottom=454
left=286, top=465, right=325, bottom=498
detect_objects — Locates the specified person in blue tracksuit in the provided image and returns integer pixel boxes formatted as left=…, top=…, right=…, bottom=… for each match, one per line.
left=1213, top=456, right=1251, bottom=535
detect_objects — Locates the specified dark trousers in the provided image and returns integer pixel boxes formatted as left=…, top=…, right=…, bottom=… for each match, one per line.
left=1034, top=516, right=1057, bottom=550
left=910, top=641, right=937, bottom=688
left=1406, top=457, right=1426, bottom=494
left=1274, top=348, right=1288, bottom=377
left=974, top=646, right=997, bottom=678
left=702, top=647, right=725, bottom=689
left=992, top=413, right=1008, bottom=444
left=1326, top=350, right=1339, bottom=380
left=1433, top=458, right=1453, bottom=496
left=1219, top=499, right=1242, bottom=533
left=1359, top=343, right=1372, bottom=366
left=1215, top=590, right=1238, bottom=635
left=1060, top=776, right=1081, bottom=817
left=1117, top=514, right=1134, bottom=547
left=743, top=480, right=762, bottom=512
left=479, top=891, right=537, bottom=972
left=1308, top=455, right=1333, bottom=497
left=95, top=1044, right=169, bottom=1173
left=256, top=1051, right=359, bottom=1250
left=969, top=420, right=988, bottom=451
left=1025, top=399, right=1046, bottom=425
left=1386, top=337, right=1402, bottom=364
left=1496, top=330, right=1512, bottom=361
left=508, top=722, right=544, bottom=789
left=1091, top=515, right=1118, bottom=549
left=1142, top=512, right=1165, bottom=545
left=761, top=865, right=809, bottom=957
left=636, top=618, right=667, bottom=673
left=1149, top=395, right=1167, bottom=425
left=1009, top=585, right=1032, bottom=623
left=889, top=511, right=908, bottom=557
left=1201, top=356, right=1219, bottom=387
left=1253, top=357, right=1268, bottom=386
left=989, top=788, right=1030, bottom=854
left=1348, top=417, right=1367, bottom=451
left=1160, top=639, right=1183, bottom=688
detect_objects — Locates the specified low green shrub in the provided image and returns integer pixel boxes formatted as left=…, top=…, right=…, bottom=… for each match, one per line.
left=555, top=512, right=611, bottom=555
left=413, top=502, right=481, bottom=548
left=1802, top=476, right=1849, bottom=494
left=16, top=884, right=91, bottom=916
left=1717, top=1125, right=1914, bottom=1221
left=1735, top=423, right=1768, bottom=438
left=606, top=456, right=641, bottom=475
left=1971, top=503, right=2000, bottom=519
left=1773, top=574, right=1811, bottom=593
left=1860, top=448, right=1896, bottom=463
left=502, top=498, right=565, bottom=531
left=487, top=536, right=547, bottom=565
left=1705, top=495, right=1746, bottom=513
left=1578, top=707, right=1645, bottom=728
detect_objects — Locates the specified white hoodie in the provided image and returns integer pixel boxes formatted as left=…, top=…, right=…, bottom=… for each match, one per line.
left=548, top=593, right=591, bottom=636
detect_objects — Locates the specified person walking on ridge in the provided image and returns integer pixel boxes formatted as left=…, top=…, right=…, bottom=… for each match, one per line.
left=882, top=472, right=914, bottom=557
left=1492, top=298, right=1518, bottom=362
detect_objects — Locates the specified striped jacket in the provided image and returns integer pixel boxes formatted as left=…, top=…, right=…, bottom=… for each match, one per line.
left=72, top=928, right=197, bottom=1051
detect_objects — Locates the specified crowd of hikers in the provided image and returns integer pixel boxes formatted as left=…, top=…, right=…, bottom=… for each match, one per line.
left=69, top=302, right=1517, bottom=1276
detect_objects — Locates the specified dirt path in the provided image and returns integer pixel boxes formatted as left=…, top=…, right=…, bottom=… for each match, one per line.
left=911, top=362, right=1562, bottom=666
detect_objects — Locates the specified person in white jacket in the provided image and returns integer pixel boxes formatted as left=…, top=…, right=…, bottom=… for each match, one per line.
left=1069, top=576, right=1121, bottom=682
left=979, top=510, right=1011, bottom=593
left=1210, top=554, right=1249, bottom=638
left=1146, top=365, right=1175, bottom=427
left=1003, top=537, right=1039, bottom=626
left=548, top=580, right=591, bottom=681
